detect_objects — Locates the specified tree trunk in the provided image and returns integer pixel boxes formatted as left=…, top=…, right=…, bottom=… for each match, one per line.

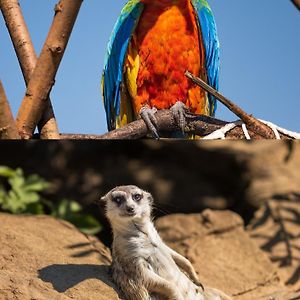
left=0, top=80, right=20, bottom=139
left=0, top=0, right=60, bottom=139
left=16, top=0, right=83, bottom=139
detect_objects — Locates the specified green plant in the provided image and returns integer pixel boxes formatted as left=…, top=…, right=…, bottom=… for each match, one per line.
left=47, top=198, right=101, bottom=235
left=0, top=166, right=48, bottom=214
left=0, top=166, right=101, bottom=235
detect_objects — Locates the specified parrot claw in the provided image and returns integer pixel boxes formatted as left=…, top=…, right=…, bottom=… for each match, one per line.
left=140, top=106, right=159, bottom=139
left=170, top=101, right=189, bottom=133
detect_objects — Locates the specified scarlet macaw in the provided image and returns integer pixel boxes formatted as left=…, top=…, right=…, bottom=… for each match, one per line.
left=102, top=0, right=219, bottom=137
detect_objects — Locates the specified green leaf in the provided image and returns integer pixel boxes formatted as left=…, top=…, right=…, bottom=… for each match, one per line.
left=0, top=186, right=6, bottom=204
left=25, top=174, right=49, bottom=191
left=69, top=200, right=82, bottom=213
left=0, top=166, right=49, bottom=214
left=51, top=199, right=101, bottom=235
left=25, top=202, right=45, bottom=214
left=0, top=166, right=16, bottom=177
left=66, top=214, right=102, bottom=235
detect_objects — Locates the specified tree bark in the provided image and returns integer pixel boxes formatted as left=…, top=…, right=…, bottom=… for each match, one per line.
left=0, top=0, right=60, bottom=139
left=16, top=0, right=83, bottom=139
left=0, top=80, right=20, bottom=139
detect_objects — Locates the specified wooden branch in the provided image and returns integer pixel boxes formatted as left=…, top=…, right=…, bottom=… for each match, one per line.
left=53, top=110, right=293, bottom=140
left=0, top=80, right=20, bottom=139
left=292, top=0, right=300, bottom=10
left=58, top=111, right=226, bottom=139
left=185, top=71, right=276, bottom=139
left=16, top=0, right=83, bottom=139
left=0, top=0, right=60, bottom=139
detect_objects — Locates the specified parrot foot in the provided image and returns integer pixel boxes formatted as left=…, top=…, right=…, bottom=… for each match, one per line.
left=140, top=106, right=159, bottom=139
left=170, top=101, right=189, bottom=133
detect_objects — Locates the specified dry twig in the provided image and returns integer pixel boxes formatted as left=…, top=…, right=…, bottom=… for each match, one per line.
left=185, top=71, right=276, bottom=139
left=0, top=80, right=20, bottom=139
left=0, top=0, right=60, bottom=139
left=292, top=0, right=300, bottom=10
left=16, top=0, right=83, bottom=139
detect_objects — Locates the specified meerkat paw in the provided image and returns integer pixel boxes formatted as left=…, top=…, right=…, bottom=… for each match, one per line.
left=193, top=278, right=205, bottom=291
left=188, top=270, right=204, bottom=291
left=183, top=263, right=204, bottom=291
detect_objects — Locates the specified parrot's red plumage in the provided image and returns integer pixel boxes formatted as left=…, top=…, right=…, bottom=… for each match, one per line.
left=132, top=0, right=207, bottom=114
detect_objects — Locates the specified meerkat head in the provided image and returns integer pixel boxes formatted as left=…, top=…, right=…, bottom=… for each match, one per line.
left=100, top=185, right=153, bottom=225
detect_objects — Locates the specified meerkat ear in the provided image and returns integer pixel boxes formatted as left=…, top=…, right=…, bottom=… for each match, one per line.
left=95, top=194, right=107, bottom=207
left=145, top=191, right=154, bottom=205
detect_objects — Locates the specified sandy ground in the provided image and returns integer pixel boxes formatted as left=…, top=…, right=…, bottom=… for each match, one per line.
left=1, top=210, right=299, bottom=300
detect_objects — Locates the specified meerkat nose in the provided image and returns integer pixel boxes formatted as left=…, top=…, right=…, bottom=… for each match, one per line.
left=126, top=206, right=135, bottom=213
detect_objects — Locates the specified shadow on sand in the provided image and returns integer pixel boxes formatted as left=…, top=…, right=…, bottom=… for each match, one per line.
left=38, top=264, right=117, bottom=293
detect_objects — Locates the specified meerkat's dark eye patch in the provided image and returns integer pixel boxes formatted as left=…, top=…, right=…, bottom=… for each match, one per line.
left=112, top=195, right=125, bottom=206
left=132, top=193, right=143, bottom=202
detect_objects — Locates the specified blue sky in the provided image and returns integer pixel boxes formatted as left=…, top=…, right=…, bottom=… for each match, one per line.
left=0, top=1, right=299, bottom=134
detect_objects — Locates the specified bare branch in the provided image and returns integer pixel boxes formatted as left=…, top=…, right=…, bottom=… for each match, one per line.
left=292, top=0, right=300, bottom=10
left=16, top=0, right=83, bottom=139
left=0, top=80, right=20, bottom=139
left=185, top=71, right=276, bottom=139
left=54, top=110, right=294, bottom=140
left=0, top=0, right=60, bottom=139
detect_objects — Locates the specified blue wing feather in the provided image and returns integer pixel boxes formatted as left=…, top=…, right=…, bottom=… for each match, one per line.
left=191, top=0, right=220, bottom=116
left=102, top=1, right=143, bottom=130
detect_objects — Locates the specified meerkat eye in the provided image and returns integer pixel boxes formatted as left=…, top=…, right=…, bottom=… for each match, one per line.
left=112, top=196, right=125, bottom=206
left=132, top=193, right=142, bottom=202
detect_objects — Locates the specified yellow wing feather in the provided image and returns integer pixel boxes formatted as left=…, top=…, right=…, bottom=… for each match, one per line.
left=116, top=35, right=140, bottom=128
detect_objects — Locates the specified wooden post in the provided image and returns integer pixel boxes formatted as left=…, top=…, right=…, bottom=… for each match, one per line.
left=0, top=0, right=60, bottom=139
left=16, top=0, right=83, bottom=139
left=0, top=80, right=20, bottom=139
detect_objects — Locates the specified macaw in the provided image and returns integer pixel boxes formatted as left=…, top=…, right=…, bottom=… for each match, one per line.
left=102, top=0, right=219, bottom=137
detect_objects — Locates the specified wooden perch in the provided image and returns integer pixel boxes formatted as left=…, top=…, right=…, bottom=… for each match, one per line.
left=16, top=0, right=83, bottom=139
left=55, top=110, right=294, bottom=140
left=0, top=0, right=60, bottom=139
left=292, top=0, right=300, bottom=10
left=0, top=80, right=20, bottom=139
left=185, top=71, right=276, bottom=139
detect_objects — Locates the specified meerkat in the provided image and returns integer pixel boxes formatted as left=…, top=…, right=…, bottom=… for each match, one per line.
left=100, top=185, right=232, bottom=300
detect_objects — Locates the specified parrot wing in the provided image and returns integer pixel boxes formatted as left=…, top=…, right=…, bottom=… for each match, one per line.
left=102, top=0, right=144, bottom=130
left=191, top=0, right=220, bottom=116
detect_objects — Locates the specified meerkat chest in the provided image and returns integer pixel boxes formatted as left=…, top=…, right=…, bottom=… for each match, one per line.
left=135, top=232, right=179, bottom=277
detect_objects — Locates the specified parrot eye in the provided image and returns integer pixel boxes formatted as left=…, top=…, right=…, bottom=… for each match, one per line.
left=112, top=196, right=125, bottom=206
left=132, top=193, right=142, bottom=202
